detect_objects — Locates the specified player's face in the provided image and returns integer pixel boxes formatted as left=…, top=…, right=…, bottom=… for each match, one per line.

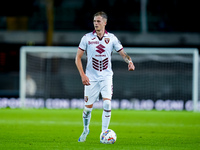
left=93, top=16, right=107, bottom=32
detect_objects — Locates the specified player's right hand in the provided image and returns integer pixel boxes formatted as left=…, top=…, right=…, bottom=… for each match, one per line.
left=81, top=74, right=90, bottom=85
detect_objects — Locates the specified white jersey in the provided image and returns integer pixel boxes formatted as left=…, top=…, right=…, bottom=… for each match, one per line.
left=79, top=30, right=123, bottom=81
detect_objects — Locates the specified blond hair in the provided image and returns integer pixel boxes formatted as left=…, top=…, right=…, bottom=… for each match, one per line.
left=94, top=11, right=108, bottom=21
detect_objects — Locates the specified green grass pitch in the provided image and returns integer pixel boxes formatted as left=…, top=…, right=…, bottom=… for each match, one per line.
left=0, top=109, right=200, bottom=150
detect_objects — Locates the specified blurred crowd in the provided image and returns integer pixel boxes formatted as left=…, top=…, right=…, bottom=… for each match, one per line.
left=0, top=0, right=199, bottom=32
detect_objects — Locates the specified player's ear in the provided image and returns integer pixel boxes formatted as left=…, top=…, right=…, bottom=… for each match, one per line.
left=104, top=20, right=107, bottom=26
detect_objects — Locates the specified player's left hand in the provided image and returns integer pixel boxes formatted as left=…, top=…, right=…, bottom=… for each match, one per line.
left=128, top=62, right=135, bottom=71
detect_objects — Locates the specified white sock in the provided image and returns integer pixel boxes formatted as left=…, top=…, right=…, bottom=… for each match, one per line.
left=102, top=100, right=111, bottom=132
left=83, top=107, right=92, bottom=132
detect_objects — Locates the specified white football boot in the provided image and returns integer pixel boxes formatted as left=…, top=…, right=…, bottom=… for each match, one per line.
left=78, top=130, right=90, bottom=142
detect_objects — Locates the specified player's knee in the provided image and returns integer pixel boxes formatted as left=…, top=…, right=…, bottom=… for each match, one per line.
left=103, top=100, right=111, bottom=110
left=84, top=106, right=93, bottom=113
left=83, top=107, right=92, bottom=118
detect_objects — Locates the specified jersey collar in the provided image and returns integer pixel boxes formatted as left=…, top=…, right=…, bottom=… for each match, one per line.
left=93, top=30, right=108, bottom=37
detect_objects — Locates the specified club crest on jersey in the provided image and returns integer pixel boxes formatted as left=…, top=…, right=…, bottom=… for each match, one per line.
left=104, top=38, right=110, bottom=44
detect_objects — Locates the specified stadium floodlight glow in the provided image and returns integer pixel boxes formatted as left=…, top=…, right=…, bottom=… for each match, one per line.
left=20, top=46, right=199, bottom=111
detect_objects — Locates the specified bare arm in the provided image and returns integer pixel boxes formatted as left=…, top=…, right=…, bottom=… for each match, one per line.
left=118, top=49, right=135, bottom=71
left=75, top=48, right=90, bottom=85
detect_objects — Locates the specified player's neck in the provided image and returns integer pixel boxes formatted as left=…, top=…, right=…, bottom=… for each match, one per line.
left=96, top=29, right=105, bottom=39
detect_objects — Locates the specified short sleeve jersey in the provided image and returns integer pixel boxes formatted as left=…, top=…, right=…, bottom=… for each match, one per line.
left=78, top=30, right=123, bottom=81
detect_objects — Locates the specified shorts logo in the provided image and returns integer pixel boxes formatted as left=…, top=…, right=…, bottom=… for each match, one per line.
left=84, top=96, right=88, bottom=103
left=104, top=38, right=110, bottom=44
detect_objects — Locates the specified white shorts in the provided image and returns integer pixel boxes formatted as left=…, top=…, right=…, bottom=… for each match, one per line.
left=84, top=79, right=113, bottom=105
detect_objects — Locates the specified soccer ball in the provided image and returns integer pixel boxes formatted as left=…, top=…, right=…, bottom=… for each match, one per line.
left=100, top=129, right=117, bottom=144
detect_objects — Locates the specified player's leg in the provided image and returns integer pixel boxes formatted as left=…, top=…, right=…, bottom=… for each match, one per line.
left=102, top=98, right=111, bottom=132
left=83, top=104, right=93, bottom=132
left=78, top=104, right=93, bottom=142
left=100, top=79, right=113, bottom=132
left=78, top=81, right=100, bottom=142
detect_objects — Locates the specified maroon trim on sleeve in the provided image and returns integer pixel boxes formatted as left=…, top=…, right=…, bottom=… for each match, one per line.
left=116, top=48, right=123, bottom=52
left=78, top=47, right=85, bottom=51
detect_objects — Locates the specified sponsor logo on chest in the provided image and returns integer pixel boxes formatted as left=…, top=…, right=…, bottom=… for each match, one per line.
left=88, top=41, right=99, bottom=45
left=95, top=44, right=106, bottom=57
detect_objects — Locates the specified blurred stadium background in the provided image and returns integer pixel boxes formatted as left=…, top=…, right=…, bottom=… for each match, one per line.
left=0, top=0, right=200, bottom=110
